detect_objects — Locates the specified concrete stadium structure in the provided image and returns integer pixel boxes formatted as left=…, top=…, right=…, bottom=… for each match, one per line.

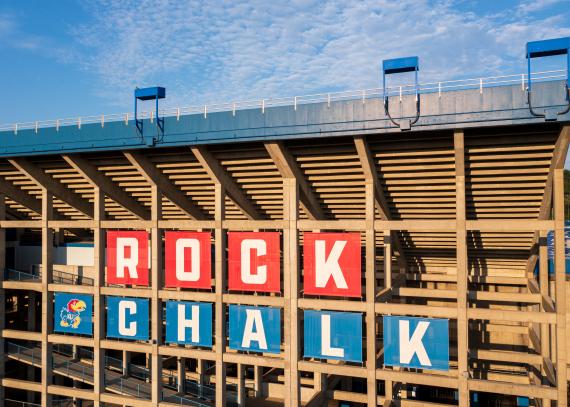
left=0, top=59, right=569, bottom=406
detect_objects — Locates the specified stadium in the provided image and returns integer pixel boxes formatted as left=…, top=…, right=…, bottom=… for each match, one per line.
left=0, top=37, right=569, bottom=407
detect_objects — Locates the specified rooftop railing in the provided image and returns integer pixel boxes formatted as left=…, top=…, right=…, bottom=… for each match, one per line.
left=0, top=69, right=566, bottom=134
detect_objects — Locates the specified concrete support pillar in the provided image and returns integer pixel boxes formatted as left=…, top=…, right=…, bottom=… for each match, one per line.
left=198, top=359, right=206, bottom=386
left=553, top=169, right=568, bottom=406
left=283, top=178, right=299, bottom=407
left=384, top=231, right=393, bottom=402
left=40, top=189, right=54, bottom=406
left=538, top=230, right=551, bottom=407
left=0, top=193, right=5, bottom=403
left=254, top=365, right=263, bottom=398
left=365, top=180, right=376, bottom=407
left=454, top=130, right=469, bottom=407
left=177, top=357, right=185, bottom=394
left=122, top=351, right=130, bottom=377
left=93, top=187, right=105, bottom=407
left=237, top=364, right=246, bottom=406
left=151, top=185, right=163, bottom=404
left=214, top=184, right=227, bottom=407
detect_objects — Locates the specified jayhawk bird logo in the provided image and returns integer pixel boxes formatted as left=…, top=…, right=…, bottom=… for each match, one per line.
left=60, top=299, right=87, bottom=329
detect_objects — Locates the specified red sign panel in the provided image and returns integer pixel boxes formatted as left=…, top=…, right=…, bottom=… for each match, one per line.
left=303, top=232, right=361, bottom=297
left=106, top=230, right=149, bottom=286
left=228, top=232, right=281, bottom=292
left=164, top=231, right=212, bottom=289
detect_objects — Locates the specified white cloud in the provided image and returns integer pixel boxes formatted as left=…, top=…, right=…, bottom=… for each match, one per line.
left=70, top=0, right=570, bottom=109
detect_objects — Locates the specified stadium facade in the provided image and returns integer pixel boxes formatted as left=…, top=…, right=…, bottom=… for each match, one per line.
left=0, top=41, right=569, bottom=407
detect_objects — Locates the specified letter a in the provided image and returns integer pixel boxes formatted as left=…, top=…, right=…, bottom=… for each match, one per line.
left=242, top=309, right=268, bottom=350
left=321, top=314, right=344, bottom=358
left=315, top=240, right=348, bottom=289
left=118, top=300, right=137, bottom=337
left=399, top=320, right=431, bottom=366
left=178, top=304, right=200, bottom=343
left=117, top=237, right=139, bottom=279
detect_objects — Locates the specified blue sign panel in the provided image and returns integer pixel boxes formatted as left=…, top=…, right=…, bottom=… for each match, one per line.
left=165, top=301, right=212, bottom=347
left=303, top=310, right=362, bottom=362
left=383, top=315, right=449, bottom=371
left=107, top=296, right=149, bottom=340
left=54, top=293, right=93, bottom=335
left=229, top=305, right=281, bottom=354
left=545, top=221, right=570, bottom=274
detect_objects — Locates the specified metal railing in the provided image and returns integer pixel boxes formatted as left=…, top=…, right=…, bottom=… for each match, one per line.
left=52, top=357, right=92, bottom=383
left=5, top=400, right=41, bottom=407
left=0, top=69, right=566, bottom=134
left=7, top=342, right=41, bottom=365
left=4, top=268, right=40, bottom=281
left=162, top=393, right=211, bottom=407
left=31, top=265, right=94, bottom=286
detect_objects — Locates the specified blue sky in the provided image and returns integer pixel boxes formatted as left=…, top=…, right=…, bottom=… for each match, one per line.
left=0, top=0, right=569, bottom=125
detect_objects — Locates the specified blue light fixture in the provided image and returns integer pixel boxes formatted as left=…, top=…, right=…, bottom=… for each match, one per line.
left=382, top=56, right=420, bottom=130
left=526, top=37, right=570, bottom=120
left=134, top=86, right=166, bottom=145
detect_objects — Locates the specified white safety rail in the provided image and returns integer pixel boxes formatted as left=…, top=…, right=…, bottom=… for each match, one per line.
left=0, top=69, right=566, bottom=133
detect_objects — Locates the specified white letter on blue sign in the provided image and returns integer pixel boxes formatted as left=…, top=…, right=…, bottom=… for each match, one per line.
left=399, top=320, right=431, bottom=366
left=118, top=300, right=137, bottom=336
left=321, top=314, right=344, bottom=358
left=178, top=304, right=199, bottom=342
left=242, top=309, right=267, bottom=350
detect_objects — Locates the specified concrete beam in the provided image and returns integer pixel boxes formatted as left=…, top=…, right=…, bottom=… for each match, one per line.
left=265, top=141, right=325, bottom=220
left=124, top=151, right=208, bottom=220
left=191, top=146, right=264, bottom=220
left=9, top=158, right=93, bottom=217
left=62, top=154, right=149, bottom=220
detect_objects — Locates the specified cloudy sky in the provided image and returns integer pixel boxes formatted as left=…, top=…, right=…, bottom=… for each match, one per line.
left=0, top=0, right=569, bottom=124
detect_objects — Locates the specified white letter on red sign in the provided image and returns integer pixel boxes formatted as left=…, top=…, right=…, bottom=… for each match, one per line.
left=116, top=238, right=139, bottom=279
left=303, top=232, right=361, bottom=297
left=315, top=240, right=347, bottom=289
left=228, top=232, right=280, bottom=292
left=107, top=231, right=148, bottom=286
left=241, top=239, right=267, bottom=285
left=164, top=231, right=211, bottom=289
left=176, top=238, right=200, bottom=282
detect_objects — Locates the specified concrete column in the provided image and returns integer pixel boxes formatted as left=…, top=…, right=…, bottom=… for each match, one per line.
left=553, top=169, right=568, bottom=406
left=454, top=130, right=469, bottom=407
left=40, top=189, right=54, bottom=406
left=254, top=365, right=263, bottom=398
left=0, top=193, right=5, bottom=403
left=365, top=180, right=376, bottom=407
left=177, top=357, right=185, bottom=393
left=122, top=351, right=130, bottom=377
left=93, top=187, right=105, bottom=407
left=237, top=364, right=246, bottom=406
left=384, top=231, right=393, bottom=402
left=283, top=178, right=299, bottom=407
left=150, top=185, right=163, bottom=404
left=538, top=230, right=551, bottom=407
left=214, top=184, right=227, bottom=407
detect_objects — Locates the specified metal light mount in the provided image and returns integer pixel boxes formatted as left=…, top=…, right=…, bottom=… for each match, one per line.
left=383, top=56, right=420, bottom=131
left=526, top=37, right=570, bottom=121
left=135, top=86, right=166, bottom=146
